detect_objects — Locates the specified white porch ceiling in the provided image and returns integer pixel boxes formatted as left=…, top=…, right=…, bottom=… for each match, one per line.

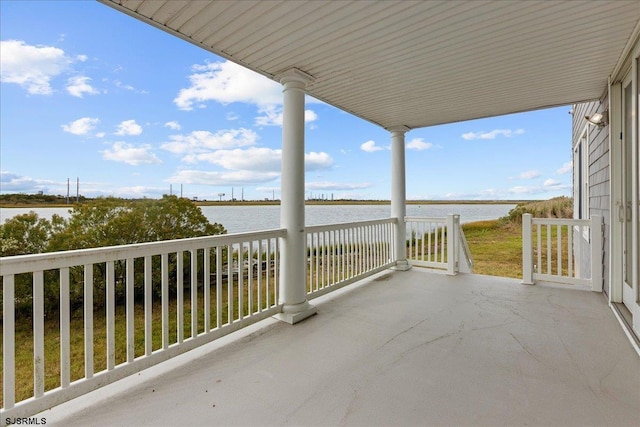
left=100, top=0, right=640, bottom=129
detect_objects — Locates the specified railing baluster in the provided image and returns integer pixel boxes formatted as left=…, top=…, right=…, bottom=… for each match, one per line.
left=190, top=250, right=197, bottom=338
left=203, top=248, right=210, bottom=332
left=3, top=274, right=16, bottom=409
left=238, top=244, right=244, bottom=321
left=228, top=244, right=233, bottom=323
left=126, top=258, right=135, bottom=361
left=33, top=270, right=44, bottom=398
left=84, top=264, right=94, bottom=379
left=266, top=239, right=271, bottom=308
left=576, top=224, right=583, bottom=278
left=216, top=246, right=222, bottom=326
left=60, top=267, right=70, bottom=388
left=557, top=225, right=562, bottom=276
left=145, top=255, right=152, bottom=355
left=248, top=241, right=254, bottom=316
left=161, top=253, right=169, bottom=349
left=256, top=243, right=262, bottom=314
left=106, top=261, right=115, bottom=370
left=568, top=226, right=574, bottom=278
left=274, top=237, right=279, bottom=305
left=536, top=224, right=542, bottom=275
left=177, top=253, right=184, bottom=344
left=333, top=229, right=338, bottom=285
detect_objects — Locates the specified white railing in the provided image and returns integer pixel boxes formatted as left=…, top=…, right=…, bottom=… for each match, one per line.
left=405, top=214, right=473, bottom=274
left=1, top=229, right=284, bottom=419
left=305, top=218, right=396, bottom=299
left=522, top=214, right=603, bottom=291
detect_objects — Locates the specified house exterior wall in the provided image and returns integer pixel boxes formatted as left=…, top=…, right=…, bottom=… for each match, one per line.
left=572, top=97, right=610, bottom=294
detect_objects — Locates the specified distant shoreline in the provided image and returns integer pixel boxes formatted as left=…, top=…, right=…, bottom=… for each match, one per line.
left=0, top=199, right=526, bottom=208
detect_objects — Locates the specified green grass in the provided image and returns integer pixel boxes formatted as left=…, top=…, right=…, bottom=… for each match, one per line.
left=462, top=220, right=524, bottom=278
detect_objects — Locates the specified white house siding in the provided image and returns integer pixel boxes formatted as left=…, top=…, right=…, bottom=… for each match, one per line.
left=572, top=97, right=610, bottom=294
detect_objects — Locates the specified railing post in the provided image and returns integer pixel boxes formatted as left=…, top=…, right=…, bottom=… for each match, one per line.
left=446, top=214, right=457, bottom=275
left=522, top=214, right=534, bottom=285
left=591, top=215, right=603, bottom=292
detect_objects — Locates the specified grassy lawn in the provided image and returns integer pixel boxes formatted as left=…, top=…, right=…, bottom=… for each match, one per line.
left=462, top=219, right=523, bottom=279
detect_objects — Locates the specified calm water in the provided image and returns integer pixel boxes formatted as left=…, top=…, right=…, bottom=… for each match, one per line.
left=1, top=204, right=515, bottom=234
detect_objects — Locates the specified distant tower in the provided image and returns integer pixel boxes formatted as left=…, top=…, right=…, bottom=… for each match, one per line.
left=66, top=178, right=70, bottom=204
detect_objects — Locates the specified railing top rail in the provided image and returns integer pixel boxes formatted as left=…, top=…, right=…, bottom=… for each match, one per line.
left=0, top=228, right=286, bottom=275
left=531, top=218, right=592, bottom=226
left=404, top=216, right=448, bottom=223
left=305, top=218, right=396, bottom=233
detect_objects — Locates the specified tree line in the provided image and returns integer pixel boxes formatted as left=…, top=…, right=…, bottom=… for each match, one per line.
left=1, top=196, right=226, bottom=316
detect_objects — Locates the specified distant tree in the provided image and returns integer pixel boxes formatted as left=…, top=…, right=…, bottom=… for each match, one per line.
left=2, top=196, right=226, bottom=316
left=0, top=211, right=58, bottom=256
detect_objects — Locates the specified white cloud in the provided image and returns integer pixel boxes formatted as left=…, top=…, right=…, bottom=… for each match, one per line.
left=360, top=140, right=384, bottom=152
left=61, top=117, right=99, bottom=135
left=102, top=142, right=161, bottom=165
left=255, top=105, right=318, bottom=126
left=461, top=129, right=525, bottom=140
left=95, top=132, right=106, bottom=138
left=305, top=152, right=333, bottom=171
left=406, top=138, right=433, bottom=151
left=113, top=79, right=147, bottom=94
left=164, top=121, right=181, bottom=131
left=195, top=147, right=282, bottom=171
left=0, top=39, right=74, bottom=95
left=115, top=119, right=143, bottom=136
left=66, top=75, right=99, bottom=98
left=174, top=61, right=282, bottom=110
left=161, top=128, right=258, bottom=157
left=543, top=178, right=561, bottom=186
left=306, top=181, right=371, bottom=191
left=168, top=169, right=279, bottom=186
left=189, top=147, right=333, bottom=172
left=226, top=112, right=239, bottom=121
left=305, top=110, right=318, bottom=123
left=518, top=170, right=540, bottom=180
left=556, top=161, right=572, bottom=175
left=0, top=171, right=57, bottom=193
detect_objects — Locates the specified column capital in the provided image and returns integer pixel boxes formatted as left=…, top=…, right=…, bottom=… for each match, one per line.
left=276, top=68, right=315, bottom=86
left=386, top=125, right=411, bottom=134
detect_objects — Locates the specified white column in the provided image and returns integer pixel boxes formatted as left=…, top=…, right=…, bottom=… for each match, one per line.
left=389, top=126, right=411, bottom=271
left=275, top=68, right=317, bottom=324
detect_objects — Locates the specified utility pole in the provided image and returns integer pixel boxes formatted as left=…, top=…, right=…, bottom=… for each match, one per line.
left=241, top=187, right=244, bottom=201
left=231, top=187, right=234, bottom=201
left=66, top=178, right=70, bottom=204
left=170, top=184, right=173, bottom=196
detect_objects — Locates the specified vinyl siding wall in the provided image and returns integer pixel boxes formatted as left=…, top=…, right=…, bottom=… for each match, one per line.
left=572, top=96, right=610, bottom=294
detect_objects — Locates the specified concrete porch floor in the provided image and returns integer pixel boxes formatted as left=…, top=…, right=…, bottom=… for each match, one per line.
left=38, top=269, right=639, bottom=426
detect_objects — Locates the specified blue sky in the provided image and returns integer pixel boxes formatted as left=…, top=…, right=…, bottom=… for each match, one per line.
left=0, top=1, right=573, bottom=201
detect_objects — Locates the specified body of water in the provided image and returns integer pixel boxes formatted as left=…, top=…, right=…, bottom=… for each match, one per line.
left=1, top=204, right=515, bottom=234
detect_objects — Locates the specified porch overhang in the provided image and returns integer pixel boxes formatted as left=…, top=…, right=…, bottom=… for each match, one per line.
left=99, top=0, right=639, bottom=128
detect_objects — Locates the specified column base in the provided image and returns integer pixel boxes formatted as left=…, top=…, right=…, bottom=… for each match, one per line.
left=391, top=260, right=412, bottom=271
left=274, top=301, right=317, bottom=324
